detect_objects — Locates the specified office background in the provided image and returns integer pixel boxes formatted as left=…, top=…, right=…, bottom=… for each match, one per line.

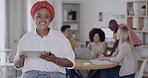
left=0, top=0, right=148, bottom=78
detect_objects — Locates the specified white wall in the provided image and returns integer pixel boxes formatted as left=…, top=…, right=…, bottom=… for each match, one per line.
left=0, top=0, right=6, bottom=49
left=82, top=0, right=128, bottom=41
left=0, top=0, right=6, bottom=64
left=62, top=0, right=131, bottom=41
left=6, top=0, right=28, bottom=62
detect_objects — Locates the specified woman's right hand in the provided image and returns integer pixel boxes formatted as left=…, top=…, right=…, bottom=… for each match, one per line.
left=19, top=52, right=27, bottom=60
left=14, top=52, right=27, bottom=68
left=91, top=51, right=98, bottom=58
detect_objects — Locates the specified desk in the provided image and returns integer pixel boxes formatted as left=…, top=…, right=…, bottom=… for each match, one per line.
left=74, top=59, right=118, bottom=70
left=74, top=59, right=118, bottom=78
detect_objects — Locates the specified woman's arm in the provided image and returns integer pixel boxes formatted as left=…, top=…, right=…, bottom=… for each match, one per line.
left=87, top=42, right=91, bottom=49
left=87, top=42, right=99, bottom=58
left=14, top=53, right=26, bottom=68
left=109, top=40, right=119, bottom=56
left=102, top=42, right=108, bottom=56
left=110, top=42, right=130, bottom=62
left=40, top=53, right=73, bottom=67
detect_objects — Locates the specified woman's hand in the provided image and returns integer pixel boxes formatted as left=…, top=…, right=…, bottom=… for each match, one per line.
left=40, top=53, right=57, bottom=63
left=98, top=54, right=110, bottom=61
left=14, top=52, right=27, bottom=68
left=40, top=53, right=73, bottom=67
left=19, top=52, right=27, bottom=60
left=91, top=51, right=99, bottom=58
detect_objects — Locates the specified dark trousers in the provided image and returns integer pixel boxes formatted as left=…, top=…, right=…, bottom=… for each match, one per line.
left=120, top=73, right=135, bottom=78
left=66, top=69, right=81, bottom=78
left=100, top=65, right=135, bottom=78
left=87, top=70, right=100, bottom=78
left=100, top=66, right=120, bottom=78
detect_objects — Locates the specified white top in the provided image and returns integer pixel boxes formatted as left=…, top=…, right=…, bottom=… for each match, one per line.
left=88, top=42, right=106, bottom=58
left=14, top=28, right=75, bottom=74
left=91, top=42, right=105, bottom=55
left=110, top=41, right=136, bottom=76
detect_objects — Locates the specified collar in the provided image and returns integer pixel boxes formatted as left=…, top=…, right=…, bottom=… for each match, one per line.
left=33, top=28, right=53, bottom=37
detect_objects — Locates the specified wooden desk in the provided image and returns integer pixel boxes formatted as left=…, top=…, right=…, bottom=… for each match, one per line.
left=74, top=59, right=118, bottom=70
left=74, top=59, right=118, bottom=78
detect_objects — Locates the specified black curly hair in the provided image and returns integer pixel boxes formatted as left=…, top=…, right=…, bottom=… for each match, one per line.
left=89, top=28, right=105, bottom=42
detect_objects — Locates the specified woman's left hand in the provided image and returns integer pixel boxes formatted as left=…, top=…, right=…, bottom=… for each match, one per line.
left=40, top=53, right=57, bottom=63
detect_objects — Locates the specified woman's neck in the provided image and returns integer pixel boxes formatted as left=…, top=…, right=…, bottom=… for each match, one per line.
left=94, top=41, right=100, bottom=44
left=36, top=28, right=50, bottom=38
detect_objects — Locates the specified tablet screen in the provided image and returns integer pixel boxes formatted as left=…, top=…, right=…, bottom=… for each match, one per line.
left=22, top=51, right=50, bottom=58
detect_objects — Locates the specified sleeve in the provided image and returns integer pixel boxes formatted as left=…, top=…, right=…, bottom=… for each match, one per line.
left=110, top=43, right=130, bottom=63
left=87, top=42, right=92, bottom=50
left=63, top=40, right=75, bottom=69
left=13, top=34, right=27, bottom=69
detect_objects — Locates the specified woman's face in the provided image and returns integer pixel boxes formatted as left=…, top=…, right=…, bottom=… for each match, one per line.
left=93, top=33, right=100, bottom=42
left=64, top=28, right=72, bottom=38
left=35, top=8, right=51, bottom=30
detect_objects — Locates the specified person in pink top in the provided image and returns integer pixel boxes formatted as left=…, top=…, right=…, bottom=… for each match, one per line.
left=108, top=19, right=142, bottom=56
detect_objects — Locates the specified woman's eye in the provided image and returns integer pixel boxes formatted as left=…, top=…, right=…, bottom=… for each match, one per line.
left=45, top=16, right=49, bottom=18
left=36, top=15, right=41, bottom=19
left=45, top=15, right=49, bottom=18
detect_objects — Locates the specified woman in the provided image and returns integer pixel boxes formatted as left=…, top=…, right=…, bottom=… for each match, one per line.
left=98, top=26, right=136, bottom=78
left=13, top=1, right=75, bottom=78
left=87, top=28, right=108, bottom=58
left=87, top=28, right=108, bottom=78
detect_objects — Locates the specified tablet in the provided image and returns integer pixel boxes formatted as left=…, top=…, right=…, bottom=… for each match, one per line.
left=22, top=51, right=50, bottom=58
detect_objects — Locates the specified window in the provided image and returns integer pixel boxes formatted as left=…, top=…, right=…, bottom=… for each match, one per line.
left=101, top=27, right=114, bottom=42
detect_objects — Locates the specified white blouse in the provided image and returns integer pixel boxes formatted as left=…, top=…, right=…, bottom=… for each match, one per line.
left=110, top=41, right=136, bottom=76
left=14, top=28, right=75, bottom=74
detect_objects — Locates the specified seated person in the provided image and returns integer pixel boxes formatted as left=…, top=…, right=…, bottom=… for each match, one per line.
left=87, top=28, right=108, bottom=78
left=61, top=25, right=77, bottom=50
left=98, top=26, right=136, bottom=78
left=87, top=28, right=108, bottom=58
left=61, top=25, right=81, bottom=78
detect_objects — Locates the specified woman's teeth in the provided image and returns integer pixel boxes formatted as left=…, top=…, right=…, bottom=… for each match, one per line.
left=40, top=22, right=46, bottom=25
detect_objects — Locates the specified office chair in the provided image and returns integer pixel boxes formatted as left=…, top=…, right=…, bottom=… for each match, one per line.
left=135, top=57, right=147, bottom=78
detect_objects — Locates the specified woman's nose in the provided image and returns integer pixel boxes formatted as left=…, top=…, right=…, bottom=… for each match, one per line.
left=41, top=17, right=45, bottom=21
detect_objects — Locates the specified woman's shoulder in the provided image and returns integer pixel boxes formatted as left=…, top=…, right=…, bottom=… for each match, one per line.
left=120, top=41, right=131, bottom=49
left=51, top=29, right=64, bottom=37
left=51, top=29, right=69, bottom=42
left=21, top=31, right=33, bottom=38
left=100, top=41, right=107, bottom=45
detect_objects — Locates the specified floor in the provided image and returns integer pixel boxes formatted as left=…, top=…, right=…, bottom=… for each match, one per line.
left=1, top=66, right=21, bottom=78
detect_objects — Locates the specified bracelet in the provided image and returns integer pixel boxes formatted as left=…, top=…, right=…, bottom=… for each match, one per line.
left=55, top=58, right=60, bottom=64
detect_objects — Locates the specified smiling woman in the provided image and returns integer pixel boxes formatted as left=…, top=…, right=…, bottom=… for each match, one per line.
left=13, top=1, right=75, bottom=78
left=27, top=0, right=55, bottom=32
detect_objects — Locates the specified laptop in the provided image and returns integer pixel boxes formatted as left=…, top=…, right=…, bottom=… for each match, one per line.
left=75, top=48, right=93, bottom=59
